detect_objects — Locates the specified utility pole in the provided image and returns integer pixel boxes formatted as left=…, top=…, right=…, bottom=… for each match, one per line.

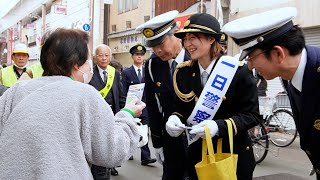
left=200, top=0, right=204, bottom=13
left=41, top=3, right=46, bottom=38
left=88, top=0, right=94, bottom=54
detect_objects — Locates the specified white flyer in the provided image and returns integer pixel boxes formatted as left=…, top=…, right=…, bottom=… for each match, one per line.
left=125, top=83, right=145, bottom=105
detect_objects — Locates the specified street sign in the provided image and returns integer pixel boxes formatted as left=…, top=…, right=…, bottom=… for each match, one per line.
left=83, top=23, right=90, bottom=32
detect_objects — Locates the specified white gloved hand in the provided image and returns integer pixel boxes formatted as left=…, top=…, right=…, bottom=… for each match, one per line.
left=190, top=120, right=218, bottom=139
left=154, top=147, right=165, bottom=165
left=166, top=115, right=186, bottom=137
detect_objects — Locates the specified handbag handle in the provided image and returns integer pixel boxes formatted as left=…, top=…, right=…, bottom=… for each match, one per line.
left=217, top=120, right=234, bottom=154
left=202, top=126, right=215, bottom=163
left=202, top=121, right=234, bottom=163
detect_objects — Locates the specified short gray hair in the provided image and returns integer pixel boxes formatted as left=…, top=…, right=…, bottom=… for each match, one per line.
left=94, top=44, right=111, bottom=55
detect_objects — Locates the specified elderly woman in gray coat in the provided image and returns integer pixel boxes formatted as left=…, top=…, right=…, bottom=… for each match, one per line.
left=0, top=28, right=145, bottom=180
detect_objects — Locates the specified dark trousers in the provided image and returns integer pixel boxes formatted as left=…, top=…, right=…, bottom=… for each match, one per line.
left=162, top=134, right=188, bottom=180
left=141, top=142, right=151, bottom=161
left=91, top=165, right=110, bottom=180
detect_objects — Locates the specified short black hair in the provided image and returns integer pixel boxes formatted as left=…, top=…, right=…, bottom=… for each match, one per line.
left=257, top=25, right=305, bottom=58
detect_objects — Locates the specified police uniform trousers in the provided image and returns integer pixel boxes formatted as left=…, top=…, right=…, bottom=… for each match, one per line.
left=162, top=133, right=189, bottom=180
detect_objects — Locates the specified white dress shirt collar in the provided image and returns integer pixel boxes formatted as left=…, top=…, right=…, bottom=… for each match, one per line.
left=175, top=48, right=185, bottom=64
left=97, top=65, right=107, bottom=81
left=133, top=64, right=143, bottom=76
left=291, top=48, right=307, bottom=92
left=198, top=58, right=216, bottom=75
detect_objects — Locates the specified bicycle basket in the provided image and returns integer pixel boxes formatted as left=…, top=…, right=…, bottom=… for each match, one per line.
left=275, top=94, right=291, bottom=108
left=258, top=97, right=276, bottom=115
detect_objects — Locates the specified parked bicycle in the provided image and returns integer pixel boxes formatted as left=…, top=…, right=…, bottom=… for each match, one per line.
left=250, top=93, right=297, bottom=164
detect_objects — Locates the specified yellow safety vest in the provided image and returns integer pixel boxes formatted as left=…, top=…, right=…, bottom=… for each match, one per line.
left=99, top=65, right=115, bottom=98
left=1, top=65, right=19, bottom=87
left=28, top=62, right=43, bottom=78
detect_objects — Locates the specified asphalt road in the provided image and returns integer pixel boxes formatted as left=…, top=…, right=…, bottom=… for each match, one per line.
left=111, top=136, right=316, bottom=180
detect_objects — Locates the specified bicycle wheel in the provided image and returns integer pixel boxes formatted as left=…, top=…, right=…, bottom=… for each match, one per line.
left=249, top=119, right=269, bottom=164
left=267, top=109, right=297, bottom=147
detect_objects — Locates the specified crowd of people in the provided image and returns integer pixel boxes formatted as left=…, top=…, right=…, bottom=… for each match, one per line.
left=1, top=6, right=319, bottom=180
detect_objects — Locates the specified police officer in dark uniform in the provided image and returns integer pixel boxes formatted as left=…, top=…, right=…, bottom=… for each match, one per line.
left=223, top=7, right=320, bottom=179
left=166, top=13, right=260, bottom=180
left=121, top=44, right=157, bottom=165
left=136, top=10, right=190, bottom=180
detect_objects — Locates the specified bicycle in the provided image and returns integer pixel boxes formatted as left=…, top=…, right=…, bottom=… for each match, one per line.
left=249, top=118, right=269, bottom=164
left=265, top=93, right=297, bottom=147
left=250, top=93, right=297, bottom=163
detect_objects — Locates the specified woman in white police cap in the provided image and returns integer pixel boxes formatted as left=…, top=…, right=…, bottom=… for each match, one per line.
left=165, top=13, right=260, bottom=180
left=224, top=7, right=320, bottom=179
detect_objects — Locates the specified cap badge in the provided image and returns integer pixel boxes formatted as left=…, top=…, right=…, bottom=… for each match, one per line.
left=137, top=46, right=143, bottom=51
left=317, top=66, right=320, bottom=73
left=184, top=20, right=190, bottom=27
left=143, top=28, right=154, bottom=38
left=156, top=82, right=161, bottom=87
left=221, top=34, right=225, bottom=41
left=314, top=119, right=320, bottom=130
left=257, top=37, right=264, bottom=43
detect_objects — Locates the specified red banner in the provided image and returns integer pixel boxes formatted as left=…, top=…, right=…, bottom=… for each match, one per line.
left=175, top=13, right=195, bottom=30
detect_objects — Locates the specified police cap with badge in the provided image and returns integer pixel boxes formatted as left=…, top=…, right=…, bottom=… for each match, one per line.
left=129, top=44, right=146, bottom=55
left=174, top=13, right=226, bottom=44
left=222, top=7, right=297, bottom=61
left=136, top=10, right=179, bottom=47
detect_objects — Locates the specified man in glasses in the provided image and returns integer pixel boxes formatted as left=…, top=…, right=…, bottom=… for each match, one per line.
left=136, top=10, right=190, bottom=179
left=223, top=7, right=320, bottom=179
left=89, top=44, right=126, bottom=179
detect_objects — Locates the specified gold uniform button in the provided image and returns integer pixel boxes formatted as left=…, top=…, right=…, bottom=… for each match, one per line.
left=246, top=146, right=250, bottom=150
left=306, top=150, right=311, bottom=155
left=314, top=119, right=320, bottom=130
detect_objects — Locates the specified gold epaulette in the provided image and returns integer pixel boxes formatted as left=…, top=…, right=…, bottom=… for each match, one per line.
left=239, top=60, right=246, bottom=67
left=173, top=61, right=196, bottom=102
left=176, top=60, right=193, bottom=69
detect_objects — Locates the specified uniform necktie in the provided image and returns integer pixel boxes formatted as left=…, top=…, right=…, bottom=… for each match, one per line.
left=171, top=60, right=177, bottom=76
left=138, top=69, right=142, bottom=83
left=201, top=71, right=209, bottom=87
left=103, top=70, right=107, bottom=83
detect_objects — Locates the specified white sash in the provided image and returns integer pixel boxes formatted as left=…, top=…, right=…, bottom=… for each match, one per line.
left=186, top=56, right=240, bottom=145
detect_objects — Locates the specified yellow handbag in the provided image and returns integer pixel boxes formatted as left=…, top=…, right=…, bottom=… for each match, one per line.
left=195, top=120, right=238, bottom=180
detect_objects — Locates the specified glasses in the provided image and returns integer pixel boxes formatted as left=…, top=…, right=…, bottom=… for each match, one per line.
left=245, top=50, right=266, bottom=62
left=96, top=54, right=109, bottom=58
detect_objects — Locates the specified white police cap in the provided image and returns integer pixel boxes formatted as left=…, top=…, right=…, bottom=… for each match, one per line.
left=136, top=10, right=179, bottom=47
left=222, top=7, right=297, bottom=60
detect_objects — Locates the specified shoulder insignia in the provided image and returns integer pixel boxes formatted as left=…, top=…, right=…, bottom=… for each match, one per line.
left=176, top=60, right=193, bottom=69
left=173, top=62, right=196, bottom=102
left=238, top=60, right=246, bottom=67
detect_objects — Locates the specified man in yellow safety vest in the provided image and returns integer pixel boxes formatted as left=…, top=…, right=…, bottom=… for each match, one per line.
left=0, top=43, right=32, bottom=87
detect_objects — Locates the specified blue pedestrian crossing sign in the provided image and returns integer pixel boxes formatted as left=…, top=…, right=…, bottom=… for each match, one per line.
left=83, top=23, right=90, bottom=31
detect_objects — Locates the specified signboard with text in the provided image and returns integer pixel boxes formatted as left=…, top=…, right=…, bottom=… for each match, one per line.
left=54, top=4, right=67, bottom=15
